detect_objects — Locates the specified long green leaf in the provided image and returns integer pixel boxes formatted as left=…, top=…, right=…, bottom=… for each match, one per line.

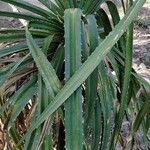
left=26, top=29, right=61, bottom=97
left=39, top=0, right=63, bottom=17
left=0, top=77, right=35, bottom=115
left=106, top=1, right=126, bottom=53
left=0, top=29, right=50, bottom=43
left=55, top=0, right=70, bottom=9
left=83, top=0, right=105, bottom=14
left=0, top=53, right=30, bottom=87
left=110, top=3, right=134, bottom=148
left=0, top=28, right=51, bottom=35
left=84, top=15, right=99, bottom=149
left=98, top=64, right=112, bottom=150
left=7, top=90, right=37, bottom=129
left=0, top=0, right=55, bottom=19
left=64, top=8, right=83, bottom=150
left=0, top=11, right=46, bottom=21
left=0, top=39, right=43, bottom=58
left=132, top=93, right=150, bottom=134
left=24, top=36, right=54, bottom=150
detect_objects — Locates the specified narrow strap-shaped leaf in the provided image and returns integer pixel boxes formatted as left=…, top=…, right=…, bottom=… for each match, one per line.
left=37, top=102, right=52, bottom=150
left=0, top=76, right=36, bottom=115
left=93, top=98, right=102, bottom=150
left=36, top=36, right=54, bottom=150
left=0, top=64, right=17, bottom=95
left=55, top=0, right=70, bottom=9
left=29, top=21, right=61, bottom=33
left=24, top=36, right=54, bottom=150
left=81, top=22, right=89, bottom=63
left=24, top=119, right=40, bottom=150
left=88, top=0, right=105, bottom=14
left=84, top=15, right=99, bottom=149
left=107, top=46, right=150, bottom=93
left=64, top=8, right=83, bottom=150
left=110, top=4, right=134, bottom=149
left=0, top=33, right=25, bottom=43
left=0, top=11, right=62, bottom=31
left=107, top=52, right=120, bottom=80
left=0, top=29, right=50, bottom=43
left=121, top=0, right=126, bottom=13
left=54, top=0, right=65, bottom=10
left=51, top=45, right=64, bottom=75
left=7, top=88, right=37, bottom=129
left=3, top=68, right=36, bottom=93
left=0, top=39, right=43, bottom=58
left=34, top=42, right=64, bottom=150
left=5, top=76, right=37, bottom=129
left=0, top=11, right=47, bottom=21
left=9, top=57, right=33, bottom=75
left=41, top=36, right=52, bottom=55
left=23, top=44, right=64, bottom=149
left=98, top=63, right=112, bottom=150
left=0, top=53, right=30, bottom=87
left=23, top=0, right=145, bottom=135
left=0, top=28, right=53, bottom=35
left=83, top=0, right=105, bottom=14
left=132, top=93, right=150, bottom=134
left=106, top=1, right=121, bottom=26
left=0, top=0, right=56, bottom=19
left=0, top=67, right=35, bottom=92
left=10, top=127, right=23, bottom=149
left=27, top=81, right=52, bottom=150
left=39, top=0, right=63, bottom=17
left=106, top=1, right=126, bottom=53
left=41, top=133, right=53, bottom=150
left=133, top=74, right=150, bottom=92
left=0, top=63, right=14, bottom=75
left=97, top=7, right=124, bottom=88
left=137, top=99, right=149, bottom=148
left=26, top=29, right=61, bottom=97
left=96, top=9, right=112, bottom=38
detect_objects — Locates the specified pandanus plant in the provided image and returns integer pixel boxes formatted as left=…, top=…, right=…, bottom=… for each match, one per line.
left=0, top=0, right=149, bottom=149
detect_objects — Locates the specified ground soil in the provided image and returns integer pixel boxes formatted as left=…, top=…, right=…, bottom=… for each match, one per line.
left=133, top=0, right=150, bottom=81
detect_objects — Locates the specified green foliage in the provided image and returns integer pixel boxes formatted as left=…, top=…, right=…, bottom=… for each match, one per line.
left=0, top=0, right=149, bottom=150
